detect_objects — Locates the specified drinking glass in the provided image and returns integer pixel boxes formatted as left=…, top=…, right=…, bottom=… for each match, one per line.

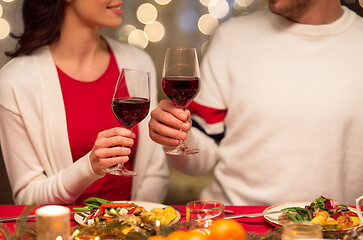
left=186, top=200, right=225, bottom=233
left=104, top=68, right=150, bottom=176
left=36, top=205, right=70, bottom=240
left=162, top=47, right=200, bottom=155
left=356, top=195, right=363, bottom=223
left=281, top=222, right=323, bottom=240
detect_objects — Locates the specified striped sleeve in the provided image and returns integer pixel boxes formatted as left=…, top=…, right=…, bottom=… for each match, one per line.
left=189, top=101, right=227, bottom=144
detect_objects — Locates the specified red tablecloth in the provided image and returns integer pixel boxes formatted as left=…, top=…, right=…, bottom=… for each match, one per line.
left=0, top=204, right=273, bottom=234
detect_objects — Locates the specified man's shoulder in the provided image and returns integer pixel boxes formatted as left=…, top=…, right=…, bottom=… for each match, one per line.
left=352, top=10, right=363, bottom=25
left=341, top=7, right=363, bottom=37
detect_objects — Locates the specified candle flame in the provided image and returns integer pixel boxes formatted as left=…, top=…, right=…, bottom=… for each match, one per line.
left=71, top=229, right=80, bottom=238
left=55, top=236, right=63, bottom=240
left=155, top=219, right=161, bottom=228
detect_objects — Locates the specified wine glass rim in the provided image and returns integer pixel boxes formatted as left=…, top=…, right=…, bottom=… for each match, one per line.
left=166, top=47, right=197, bottom=51
left=121, top=68, right=150, bottom=75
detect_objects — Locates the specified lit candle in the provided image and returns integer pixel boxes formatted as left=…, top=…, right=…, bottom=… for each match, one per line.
left=155, top=219, right=161, bottom=235
left=36, top=205, right=70, bottom=240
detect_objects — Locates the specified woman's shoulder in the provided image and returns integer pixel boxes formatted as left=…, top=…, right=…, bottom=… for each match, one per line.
left=1, top=54, right=33, bottom=72
left=0, top=55, right=34, bottom=86
left=0, top=46, right=49, bottom=77
left=0, top=55, right=36, bottom=108
left=0, top=47, right=50, bottom=92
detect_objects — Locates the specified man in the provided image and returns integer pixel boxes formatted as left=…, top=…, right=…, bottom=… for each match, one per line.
left=149, top=0, right=363, bottom=205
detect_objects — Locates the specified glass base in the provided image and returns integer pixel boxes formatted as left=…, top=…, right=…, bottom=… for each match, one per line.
left=165, top=146, right=200, bottom=155
left=103, top=164, right=137, bottom=176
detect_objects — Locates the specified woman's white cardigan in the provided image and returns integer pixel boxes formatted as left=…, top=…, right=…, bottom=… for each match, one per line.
left=0, top=37, right=169, bottom=205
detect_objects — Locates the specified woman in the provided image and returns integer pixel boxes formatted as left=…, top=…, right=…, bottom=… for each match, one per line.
left=0, top=0, right=169, bottom=204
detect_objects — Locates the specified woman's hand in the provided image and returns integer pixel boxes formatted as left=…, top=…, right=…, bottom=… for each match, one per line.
left=149, top=100, right=192, bottom=146
left=89, top=127, right=135, bottom=175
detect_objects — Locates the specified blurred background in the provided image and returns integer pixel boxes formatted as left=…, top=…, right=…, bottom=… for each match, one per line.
left=0, top=0, right=362, bottom=205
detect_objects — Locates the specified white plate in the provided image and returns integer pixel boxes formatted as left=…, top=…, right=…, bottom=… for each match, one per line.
left=263, top=201, right=310, bottom=227
left=74, top=200, right=181, bottom=225
left=263, top=201, right=363, bottom=235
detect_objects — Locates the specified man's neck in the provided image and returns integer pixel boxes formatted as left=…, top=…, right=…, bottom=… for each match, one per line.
left=288, top=2, right=344, bottom=25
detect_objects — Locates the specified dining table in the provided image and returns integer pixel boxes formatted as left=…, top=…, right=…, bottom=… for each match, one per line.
left=0, top=204, right=362, bottom=238
left=0, top=204, right=274, bottom=233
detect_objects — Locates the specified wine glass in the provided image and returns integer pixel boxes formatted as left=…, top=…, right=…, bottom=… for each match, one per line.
left=162, top=47, right=200, bottom=155
left=104, top=68, right=150, bottom=176
left=281, top=222, right=323, bottom=239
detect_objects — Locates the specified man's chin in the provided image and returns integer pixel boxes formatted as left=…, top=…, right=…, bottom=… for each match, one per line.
left=268, top=0, right=283, bottom=14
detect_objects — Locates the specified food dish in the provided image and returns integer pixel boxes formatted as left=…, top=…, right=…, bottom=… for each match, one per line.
left=74, top=201, right=180, bottom=226
left=263, top=202, right=310, bottom=227
left=263, top=202, right=363, bottom=238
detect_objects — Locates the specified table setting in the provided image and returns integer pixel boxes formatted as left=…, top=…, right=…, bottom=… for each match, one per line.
left=0, top=195, right=362, bottom=240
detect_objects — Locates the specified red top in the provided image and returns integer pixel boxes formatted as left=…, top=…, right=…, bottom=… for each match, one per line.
left=58, top=49, right=137, bottom=204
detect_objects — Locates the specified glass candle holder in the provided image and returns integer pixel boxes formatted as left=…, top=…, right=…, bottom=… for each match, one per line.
left=186, top=200, right=224, bottom=233
left=281, top=222, right=323, bottom=240
left=36, top=205, right=70, bottom=240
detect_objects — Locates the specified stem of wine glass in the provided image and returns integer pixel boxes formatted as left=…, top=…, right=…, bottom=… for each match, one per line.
left=103, top=127, right=137, bottom=176
left=115, top=162, right=136, bottom=176
left=103, top=161, right=136, bottom=176
left=164, top=108, right=199, bottom=155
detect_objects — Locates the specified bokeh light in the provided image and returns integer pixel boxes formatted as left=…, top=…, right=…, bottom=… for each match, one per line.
left=0, top=4, right=3, bottom=18
left=2, top=0, right=15, bottom=2
left=198, top=14, right=219, bottom=35
left=199, top=0, right=219, bottom=7
left=154, top=0, right=172, bottom=5
left=118, top=24, right=137, bottom=42
left=137, top=3, right=158, bottom=25
left=234, top=0, right=255, bottom=8
left=144, top=21, right=165, bottom=42
left=0, top=18, right=10, bottom=39
left=128, top=29, right=149, bottom=49
left=208, top=0, right=230, bottom=19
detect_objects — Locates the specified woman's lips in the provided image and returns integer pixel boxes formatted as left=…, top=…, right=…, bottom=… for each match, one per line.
left=107, top=3, right=123, bottom=15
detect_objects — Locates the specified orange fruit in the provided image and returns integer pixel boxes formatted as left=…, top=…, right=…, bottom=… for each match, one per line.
left=184, top=229, right=209, bottom=240
left=209, top=219, right=246, bottom=240
left=148, top=235, right=167, bottom=240
left=166, top=230, right=187, bottom=240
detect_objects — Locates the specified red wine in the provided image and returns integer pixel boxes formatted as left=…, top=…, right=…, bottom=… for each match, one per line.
left=162, top=76, right=200, bottom=108
left=112, top=97, right=150, bottom=129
